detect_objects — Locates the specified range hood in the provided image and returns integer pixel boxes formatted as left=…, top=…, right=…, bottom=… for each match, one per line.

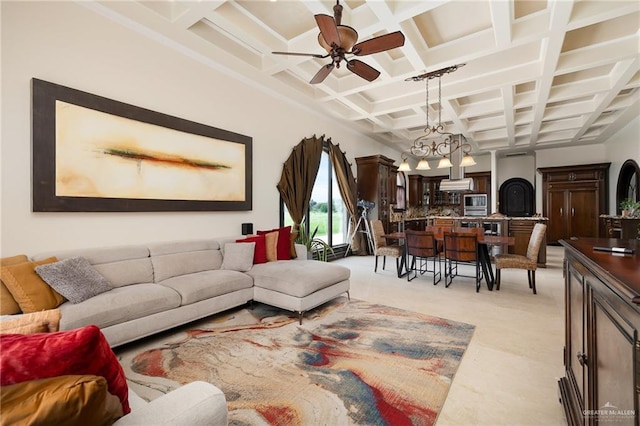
left=438, top=135, right=474, bottom=192
left=440, top=177, right=474, bottom=192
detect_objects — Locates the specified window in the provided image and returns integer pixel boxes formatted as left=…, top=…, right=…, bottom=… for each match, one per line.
left=616, top=159, right=640, bottom=213
left=281, top=148, right=349, bottom=252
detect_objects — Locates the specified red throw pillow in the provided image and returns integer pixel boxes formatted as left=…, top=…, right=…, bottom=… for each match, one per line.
left=0, top=325, right=130, bottom=414
left=257, top=226, right=292, bottom=260
left=236, top=235, right=267, bottom=264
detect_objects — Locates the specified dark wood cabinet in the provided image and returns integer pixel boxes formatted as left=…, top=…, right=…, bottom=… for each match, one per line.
left=538, top=163, right=610, bottom=244
left=356, top=155, right=397, bottom=234
left=558, top=238, right=639, bottom=426
left=408, top=175, right=425, bottom=208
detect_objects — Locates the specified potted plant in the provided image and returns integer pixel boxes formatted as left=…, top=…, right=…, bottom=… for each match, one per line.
left=295, top=219, right=334, bottom=262
left=620, top=199, right=640, bottom=217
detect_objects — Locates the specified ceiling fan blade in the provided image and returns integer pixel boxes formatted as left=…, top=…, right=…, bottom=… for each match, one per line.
left=352, top=31, right=405, bottom=56
left=347, top=60, right=381, bottom=82
left=310, top=63, right=335, bottom=84
left=315, top=14, right=341, bottom=48
left=272, top=51, right=328, bottom=59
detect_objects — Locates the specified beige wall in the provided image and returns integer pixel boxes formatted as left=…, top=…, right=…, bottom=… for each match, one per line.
left=0, top=1, right=397, bottom=255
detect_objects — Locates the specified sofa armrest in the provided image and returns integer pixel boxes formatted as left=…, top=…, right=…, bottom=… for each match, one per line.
left=114, top=381, right=227, bottom=426
left=294, top=243, right=308, bottom=260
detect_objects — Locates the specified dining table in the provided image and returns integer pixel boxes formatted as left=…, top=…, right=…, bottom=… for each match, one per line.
left=382, top=231, right=515, bottom=290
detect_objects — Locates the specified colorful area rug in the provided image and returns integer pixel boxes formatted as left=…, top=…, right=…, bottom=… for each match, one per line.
left=116, top=298, right=475, bottom=425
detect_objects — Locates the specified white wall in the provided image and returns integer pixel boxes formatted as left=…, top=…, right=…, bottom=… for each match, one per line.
left=0, top=1, right=397, bottom=255
left=603, top=117, right=640, bottom=213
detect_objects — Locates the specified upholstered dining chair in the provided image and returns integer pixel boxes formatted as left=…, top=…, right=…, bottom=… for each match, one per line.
left=405, top=229, right=441, bottom=285
left=495, top=223, right=547, bottom=294
left=443, top=231, right=482, bottom=292
left=369, top=219, right=403, bottom=277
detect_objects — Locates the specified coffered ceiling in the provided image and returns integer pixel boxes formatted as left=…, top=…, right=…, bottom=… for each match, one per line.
left=86, top=0, right=639, bottom=157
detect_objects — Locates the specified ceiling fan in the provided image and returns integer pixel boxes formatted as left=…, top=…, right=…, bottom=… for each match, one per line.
left=273, top=0, right=405, bottom=84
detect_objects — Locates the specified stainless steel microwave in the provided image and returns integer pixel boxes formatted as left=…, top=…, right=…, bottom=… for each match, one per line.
left=464, top=194, right=487, bottom=207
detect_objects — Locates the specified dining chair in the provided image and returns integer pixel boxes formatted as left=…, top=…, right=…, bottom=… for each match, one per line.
left=443, top=231, right=482, bottom=292
left=405, top=229, right=441, bottom=285
left=495, top=223, right=547, bottom=294
left=369, top=219, right=403, bottom=276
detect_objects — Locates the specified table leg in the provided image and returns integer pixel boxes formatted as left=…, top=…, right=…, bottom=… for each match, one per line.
left=478, top=244, right=494, bottom=290
left=397, top=239, right=408, bottom=278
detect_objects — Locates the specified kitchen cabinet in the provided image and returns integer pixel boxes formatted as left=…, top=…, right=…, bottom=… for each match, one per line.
left=408, top=174, right=425, bottom=208
left=421, top=172, right=491, bottom=212
left=538, top=163, right=610, bottom=244
left=356, top=155, right=397, bottom=234
left=558, top=238, right=639, bottom=426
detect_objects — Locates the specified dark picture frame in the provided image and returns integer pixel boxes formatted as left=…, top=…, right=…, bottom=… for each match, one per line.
left=32, top=78, right=252, bottom=212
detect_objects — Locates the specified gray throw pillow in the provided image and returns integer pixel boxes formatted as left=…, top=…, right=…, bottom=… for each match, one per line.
left=221, top=242, right=255, bottom=272
left=35, top=257, right=113, bottom=304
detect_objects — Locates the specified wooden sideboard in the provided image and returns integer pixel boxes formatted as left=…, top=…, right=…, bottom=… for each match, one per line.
left=601, top=216, right=640, bottom=240
left=558, top=238, right=639, bottom=426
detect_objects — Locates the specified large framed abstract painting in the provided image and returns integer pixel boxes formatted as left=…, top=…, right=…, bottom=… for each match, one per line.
left=32, top=79, right=252, bottom=212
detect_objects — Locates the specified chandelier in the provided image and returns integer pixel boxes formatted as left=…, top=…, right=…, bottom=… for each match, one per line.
left=398, top=64, right=475, bottom=172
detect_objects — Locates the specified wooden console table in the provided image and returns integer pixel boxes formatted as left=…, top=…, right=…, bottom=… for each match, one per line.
left=558, top=238, right=639, bottom=425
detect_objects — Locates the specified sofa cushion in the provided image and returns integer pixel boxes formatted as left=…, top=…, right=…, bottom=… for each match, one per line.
left=0, top=309, right=61, bottom=334
left=32, top=245, right=153, bottom=289
left=0, top=375, right=124, bottom=426
left=58, top=284, right=181, bottom=331
left=236, top=235, right=267, bottom=264
left=221, top=243, right=254, bottom=272
left=158, top=270, right=253, bottom=305
left=1, top=254, right=29, bottom=315
left=0, top=257, right=65, bottom=313
left=247, top=261, right=350, bottom=298
left=257, top=226, right=293, bottom=260
left=35, top=257, right=113, bottom=304
left=149, top=240, right=222, bottom=282
left=0, top=325, right=130, bottom=414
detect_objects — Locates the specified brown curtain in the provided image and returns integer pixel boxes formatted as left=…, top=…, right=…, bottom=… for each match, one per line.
left=276, top=135, right=324, bottom=238
left=327, top=140, right=364, bottom=254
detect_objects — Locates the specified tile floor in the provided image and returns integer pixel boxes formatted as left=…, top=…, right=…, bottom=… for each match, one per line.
left=332, top=245, right=568, bottom=425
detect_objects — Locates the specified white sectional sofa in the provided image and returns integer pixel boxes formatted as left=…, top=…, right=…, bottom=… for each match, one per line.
left=31, top=237, right=351, bottom=348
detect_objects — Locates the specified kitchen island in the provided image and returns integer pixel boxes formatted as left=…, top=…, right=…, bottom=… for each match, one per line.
left=392, top=215, right=548, bottom=266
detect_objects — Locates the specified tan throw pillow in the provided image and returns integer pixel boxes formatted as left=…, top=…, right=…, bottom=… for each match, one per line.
left=0, top=375, right=124, bottom=426
left=0, top=257, right=64, bottom=313
left=0, top=309, right=62, bottom=334
left=265, top=231, right=278, bottom=262
left=1, top=255, right=29, bottom=315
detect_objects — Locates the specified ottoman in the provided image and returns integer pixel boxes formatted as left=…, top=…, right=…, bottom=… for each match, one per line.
left=247, top=260, right=350, bottom=324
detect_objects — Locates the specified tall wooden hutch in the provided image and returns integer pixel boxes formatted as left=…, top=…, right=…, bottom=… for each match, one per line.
left=355, top=155, right=397, bottom=234
left=538, top=163, right=610, bottom=244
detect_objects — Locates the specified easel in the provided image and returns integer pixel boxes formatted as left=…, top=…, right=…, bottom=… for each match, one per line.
left=345, top=204, right=375, bottom=256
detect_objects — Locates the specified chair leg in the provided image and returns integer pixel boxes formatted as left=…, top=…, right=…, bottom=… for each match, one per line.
left=527, top=270, right=533, bottom=288
left=374, top=255, right=379, bottom=272
left=396, top=257, right=401, bottom=278
left=495, top=269, right=501, bottom=290
left=433, top=255, right=441, bottom=285
left=383, top=256, right=386, bottom=270
left=475, top=261, right=480, bottom=292
left=531, top=271, right=537, bottom=294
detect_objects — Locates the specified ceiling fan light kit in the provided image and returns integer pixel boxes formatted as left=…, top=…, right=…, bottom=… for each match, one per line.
left=272, top=0, right=405, bottom=84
